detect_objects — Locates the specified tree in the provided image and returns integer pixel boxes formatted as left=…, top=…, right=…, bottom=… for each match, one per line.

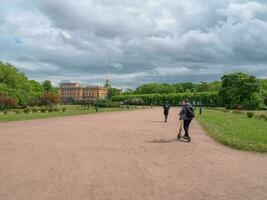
left=42, top=80, right=53, bottom=92
left=107, top=87, right=121, bottom=99
left=180, top=82, right=196, bottom=92
left=40, top=92, right=60, bottom=106
left=135, top=83, right=176, bottom=94
left=173, top=83, right=184, bottom=93
left=219, top=72, right=262, bottom=109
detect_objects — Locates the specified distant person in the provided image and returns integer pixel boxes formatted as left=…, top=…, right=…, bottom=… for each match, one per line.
left=178, top=100, right=195, bottom=141
left=162, top=101, right=170, bottom=122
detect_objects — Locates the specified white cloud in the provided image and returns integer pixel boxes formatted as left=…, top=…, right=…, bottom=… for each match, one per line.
left=0, top=0, right=267, bottom=88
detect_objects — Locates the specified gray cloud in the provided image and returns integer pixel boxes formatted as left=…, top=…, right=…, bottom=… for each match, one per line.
left=0, top=0, right=267, bottom=88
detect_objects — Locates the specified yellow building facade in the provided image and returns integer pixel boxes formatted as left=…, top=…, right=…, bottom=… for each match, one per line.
left=59, top=82, right=108, bottom=100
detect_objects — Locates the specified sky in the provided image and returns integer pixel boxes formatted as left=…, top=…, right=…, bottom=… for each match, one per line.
left=0, top=0, right=267, bottom=88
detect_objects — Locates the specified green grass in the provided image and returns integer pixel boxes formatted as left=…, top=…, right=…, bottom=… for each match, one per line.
left=196, top=109, right=267, bottom=153
left=0, top=105, right=142, bottom=122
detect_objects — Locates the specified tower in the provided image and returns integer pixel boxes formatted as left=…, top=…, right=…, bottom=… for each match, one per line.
left=105, top=66, right=111, bottom=87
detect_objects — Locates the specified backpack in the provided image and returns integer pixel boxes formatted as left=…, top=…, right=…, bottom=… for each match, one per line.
left=185, top=105, right=195, bottom=119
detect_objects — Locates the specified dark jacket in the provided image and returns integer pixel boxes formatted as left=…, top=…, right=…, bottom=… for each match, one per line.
left=163, top=103, right=170, bottom=114
left=179, top=103, right=194, bottom=120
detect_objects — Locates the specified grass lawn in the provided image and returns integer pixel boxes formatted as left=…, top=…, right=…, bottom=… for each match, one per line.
left=0, top=105, right=142, bottom=122
left=196, top=109, right=267, bottom=153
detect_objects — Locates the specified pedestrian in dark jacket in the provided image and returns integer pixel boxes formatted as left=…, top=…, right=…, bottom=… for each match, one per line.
left=163, top=101, right=170, bottom=122
left=178, top=100, right=195, bottom=140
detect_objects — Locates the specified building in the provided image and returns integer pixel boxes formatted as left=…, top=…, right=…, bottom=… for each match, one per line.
left=59, top=82, right=108, bottom=100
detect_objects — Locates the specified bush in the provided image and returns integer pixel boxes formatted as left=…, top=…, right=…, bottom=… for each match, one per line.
left=32, top=107, right=38, bottom=113
left=53, top=108, right=60, bottom=112
left=40, top=92, right=60, bottom=106
left=97, top=100, right=120, bottom=108
left=62, top=107, right=66, bottom=112
left=259, top=114, right=267, bottom=120
left=15, top=110, right=20, bottom=114
left=23, top=106, right=31, bottom=114
left=3, top=110, right=8, bottom=114
left=247, top=112, right=255, bottom=118
left=40, top=107, right=47, bottom=113
left=111, top=92, right=222, bottom=107
left=0, top=95, right=18, bottom=110
left=48, top=108, right=53, bottom=112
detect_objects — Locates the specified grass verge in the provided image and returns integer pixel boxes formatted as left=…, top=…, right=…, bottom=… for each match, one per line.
left=0, top=105, right=142, bottom=122
left=196, top=109, right=267, bottom=153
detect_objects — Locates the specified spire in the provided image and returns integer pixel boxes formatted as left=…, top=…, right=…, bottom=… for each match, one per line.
left=105, top=66, right=111, bottom=87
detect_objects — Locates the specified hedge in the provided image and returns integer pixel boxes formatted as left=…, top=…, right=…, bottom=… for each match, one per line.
left=111, top=92, right=222, bottom=106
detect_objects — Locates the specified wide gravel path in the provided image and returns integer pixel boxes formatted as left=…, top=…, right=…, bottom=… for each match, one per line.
left=0, top=108, right=266, bottom=200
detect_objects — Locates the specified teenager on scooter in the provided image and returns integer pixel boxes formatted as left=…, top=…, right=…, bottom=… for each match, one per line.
left=178, top=100, right=195, bottom=142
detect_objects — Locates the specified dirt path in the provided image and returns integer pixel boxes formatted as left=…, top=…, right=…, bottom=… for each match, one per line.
left=0, top=108, right=266, bottom=200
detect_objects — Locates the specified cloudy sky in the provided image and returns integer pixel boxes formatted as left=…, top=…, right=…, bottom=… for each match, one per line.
left=0, top=0, right=267, bottom=88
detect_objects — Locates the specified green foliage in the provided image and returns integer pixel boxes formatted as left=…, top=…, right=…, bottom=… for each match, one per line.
left=219, top=72, right=262, bottom=110
left=247, top=112, right=255, bottom=118
left=62, top=107, right=66, bottom=112
left=32, top=107, right=38, bottom=113
left=135, top=83, right=176, bottom=94
left=123, top=81, right=222, bottom=96
left=111, top=92, right=222, bottom=106
left=107, top=87, right=121, bottom=99
left=40, top=107, right=47, bottom=113
left=0, top=61, right=47, bottom=106
left=42, top=80, right=53, bottom=92
left=23, top=106, right=31, bottom=114
left=97, top=99, right=121, bottom=108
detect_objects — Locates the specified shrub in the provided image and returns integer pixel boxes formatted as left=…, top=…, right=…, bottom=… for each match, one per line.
left=40, top=107, right=47, bottom=113
left=3, top=110, right=8, bottom=114
left=23, top=106, right=31, bottom=114
left=0, top=95, right=18, bottom=110
left=40, top=92, right=60, bottom=106
left=32, top=107, right=38, bottom=113
left=259, top=114, right=267, bottom=120
left=255, top=114, right=267, bottom=120
left=53, top=108, right=60, bottom=112
left=15, top=110, right=20, bottom=114
left=247, top=112, right=254, bottom=118
left=62, top=107, right=66, bottom=112
left=48, top=108, right=53, bottom=112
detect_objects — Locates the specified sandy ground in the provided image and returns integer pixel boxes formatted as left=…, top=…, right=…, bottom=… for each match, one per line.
left=0, top=108, right=266, bottom=200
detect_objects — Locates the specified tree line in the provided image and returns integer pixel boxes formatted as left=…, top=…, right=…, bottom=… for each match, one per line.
left=111, top=73, right=267, bottom=110
left=0, top=61, right=59, bottom=110
left=1, top=61, right=267, bottom=110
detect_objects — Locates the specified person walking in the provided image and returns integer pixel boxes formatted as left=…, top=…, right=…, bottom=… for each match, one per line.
left=162, top=101, right=170, bottom=122
left=178, top=100, right=195, bottom=141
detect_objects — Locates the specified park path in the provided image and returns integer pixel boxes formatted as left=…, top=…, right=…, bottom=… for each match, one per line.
left=0, top=108, right=266, bottom=200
